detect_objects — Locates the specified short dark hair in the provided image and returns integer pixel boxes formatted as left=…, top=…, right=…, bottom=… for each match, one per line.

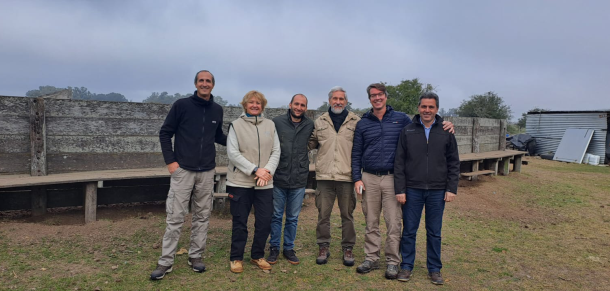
left=290, top=93, right=308, bottom=105
left=366, top=83, right=387, bottom=98
left=418, top=92, right=439, bottom=108
left=194, top=70, right=215, bottom=85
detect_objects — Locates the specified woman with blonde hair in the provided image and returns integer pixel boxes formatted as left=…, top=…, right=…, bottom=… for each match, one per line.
left=226, top=90, right=280, bottom=273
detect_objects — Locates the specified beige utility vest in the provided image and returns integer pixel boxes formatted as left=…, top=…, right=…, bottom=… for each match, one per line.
left=227, top=114, right=277, bottom=187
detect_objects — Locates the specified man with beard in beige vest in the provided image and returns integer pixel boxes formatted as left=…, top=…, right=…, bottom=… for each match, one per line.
left=309, top=86, right=360, bottom=267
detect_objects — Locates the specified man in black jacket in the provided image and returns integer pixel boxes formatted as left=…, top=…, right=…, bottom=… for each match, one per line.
left=267, top=94, right=314, bottom=265
left=393, top=92, right=460, bottom=285
left=151, top=70, right=227, bottom=280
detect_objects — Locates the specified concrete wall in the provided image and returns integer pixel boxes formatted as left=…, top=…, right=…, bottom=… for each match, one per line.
left=0, top=96, right=506, bottom=175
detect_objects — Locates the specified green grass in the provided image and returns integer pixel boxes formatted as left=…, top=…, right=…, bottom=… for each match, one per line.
left=1, top=158, right=609, bottom=290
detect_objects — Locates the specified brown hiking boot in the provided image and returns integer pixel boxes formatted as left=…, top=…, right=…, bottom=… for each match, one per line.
left=316, top=245, right=330, bottom=265
left=397, top=269, right=412, bottom=282
left=342, top=247, right=355, bottom=266
left=428, top=272, right=445, bottom=285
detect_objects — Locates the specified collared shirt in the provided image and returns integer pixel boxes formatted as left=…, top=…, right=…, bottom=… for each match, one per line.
left=424, top=118, right=436, bottom=141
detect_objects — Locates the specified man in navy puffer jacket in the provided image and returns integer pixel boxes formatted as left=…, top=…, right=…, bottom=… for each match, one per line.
left=351, top=83, right=453, bottom=279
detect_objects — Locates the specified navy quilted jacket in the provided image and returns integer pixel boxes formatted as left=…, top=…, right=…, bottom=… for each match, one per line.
left=351, top=106, right=412, bottom=182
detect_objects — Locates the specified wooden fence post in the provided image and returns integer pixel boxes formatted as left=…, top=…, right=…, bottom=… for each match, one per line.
left=29, top=97, right=46, bottom=176
left=472, top=118, right=480, bottom=153
left=499, top=119, right=507, bottom=151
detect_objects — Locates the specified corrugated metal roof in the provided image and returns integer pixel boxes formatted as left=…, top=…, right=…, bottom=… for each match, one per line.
left=526, top=112, right=608, bottom=164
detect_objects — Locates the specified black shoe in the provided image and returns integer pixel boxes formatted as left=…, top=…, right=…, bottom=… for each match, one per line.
left=316, top=245, right=330, bottom=265
left=283, top=249, right=300, bottom=265
left=150, top=264, right=173, bottom=280
left=385, top=264, right=399, bottom=279
left=188, top=257, right=206, bottom=273
left=342, top=247, right=355, bottom=266
left=397, top=269, right=412, bottom=282
left=356, top=260, right=379, bottom=274
left=428, top=272, right=445, bottom=285
left=267, top=247, right=280, bottom=265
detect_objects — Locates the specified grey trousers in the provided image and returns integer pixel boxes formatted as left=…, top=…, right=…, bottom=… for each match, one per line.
left=315, top=180, right=357, bottom=248
left=361, top=172, right=402, bottom=264
left=158, top=168, right=215, bottom=266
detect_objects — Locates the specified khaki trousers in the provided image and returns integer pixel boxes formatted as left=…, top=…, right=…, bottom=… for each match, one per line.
left=158, top=168, right=215, bottom=266
left=315, top=180, right=357, bottom=248
left=361, top=172, right=402, bottom=264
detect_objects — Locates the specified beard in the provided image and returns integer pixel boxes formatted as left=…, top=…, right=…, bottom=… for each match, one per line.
left=290, top=109, right=303, bottom=120
left=331, top=105, right=345, bottom=114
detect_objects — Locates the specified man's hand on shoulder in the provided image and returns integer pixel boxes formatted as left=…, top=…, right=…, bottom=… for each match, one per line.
left=167, top=162, right=180, bottom=174
left=444, top=192, right=456, bottom=202
left=396, top=193, right=406, bottom=205
left=441, top=121, right=455, bottom=134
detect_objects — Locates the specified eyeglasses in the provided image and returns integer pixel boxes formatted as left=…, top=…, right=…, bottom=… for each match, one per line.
left=370, top=92, right=385, bottom=98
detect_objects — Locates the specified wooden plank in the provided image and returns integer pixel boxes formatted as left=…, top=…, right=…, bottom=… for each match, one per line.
left=46, top=117, right=164, bottom=136
left=0, top=116, right=30, bottom=135
left=0, top=135, right=30, bottom=153
left=0, top=153, right=30, bottom=175
left=0, top=166, right=230, bottom=188
left=29, top=97, right=47, bottom=176
left=0, top=96, right=29, bottom=118
left=47, top=136, right=162, bottom=153
left=46, top=152, right=165, bottom=173
left=459, top=150, right=527, bottom=162
left=472, top=118, right=480, bottom=153
left=460, top=170, right=495, bottom=177
left=83, top=182, right=97, bottom=223
left=31, top=186, right=47, bottom=216
left=44, top=99, right=170, bottom=119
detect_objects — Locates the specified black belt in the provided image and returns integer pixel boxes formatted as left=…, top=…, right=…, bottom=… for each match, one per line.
left=363, top=169, right=394, bottom=176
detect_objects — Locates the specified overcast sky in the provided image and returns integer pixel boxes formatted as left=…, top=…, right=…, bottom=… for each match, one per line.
left=1, top=0, right=608, bottom=120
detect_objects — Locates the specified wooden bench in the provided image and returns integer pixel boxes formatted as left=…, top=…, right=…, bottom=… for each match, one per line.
left=0, top=165, right=316, bottom=223
left=459, top=150, right=527, bottom=180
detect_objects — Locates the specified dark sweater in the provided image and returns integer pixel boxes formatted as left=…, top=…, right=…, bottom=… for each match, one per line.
left=328, top=108, right=348, bottom=132
left=159, top=92, right=227, bottom=171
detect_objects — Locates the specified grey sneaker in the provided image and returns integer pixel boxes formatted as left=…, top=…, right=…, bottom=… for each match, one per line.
left=428, top=272, right=445, bottom=285
left=150, top=264, right=173, bottom=280
left=342, top=247, right=355, bottom=266
left=188, top=257, right=206, bottom=273
left=385, top=264, right=399, bottom=279
left=267, top=247, right=280, bottom=265
left=356, top=260, right=380, bottom=274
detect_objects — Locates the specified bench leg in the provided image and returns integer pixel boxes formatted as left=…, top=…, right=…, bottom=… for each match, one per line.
left=491, top=159, right=499, bottom=176
left=31, top=186, right=47, bottom=216
left=499, top=157, right=511, bottom=176
left=471, top=160, right=480, bottom=181
left=83, top=182, right=97, bottom=224
left=513, top=155, right=523, bottom=172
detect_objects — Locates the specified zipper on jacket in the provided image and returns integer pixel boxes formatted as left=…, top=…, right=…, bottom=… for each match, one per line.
left=198, top=106, right=206, bottom=171
left=255, top=115, right=261, bottom=167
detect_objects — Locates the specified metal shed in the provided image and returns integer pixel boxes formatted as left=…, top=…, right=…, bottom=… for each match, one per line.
left=526, top=110, right=609, bottom=164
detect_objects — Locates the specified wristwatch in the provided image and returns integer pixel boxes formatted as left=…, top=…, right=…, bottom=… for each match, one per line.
left=252, top=167, right=259, bottom=175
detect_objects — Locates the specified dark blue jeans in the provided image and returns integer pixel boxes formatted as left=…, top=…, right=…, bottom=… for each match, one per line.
left=269, top=186, right=305, bottom=250
left=400, top=188, right=446, bottom=273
